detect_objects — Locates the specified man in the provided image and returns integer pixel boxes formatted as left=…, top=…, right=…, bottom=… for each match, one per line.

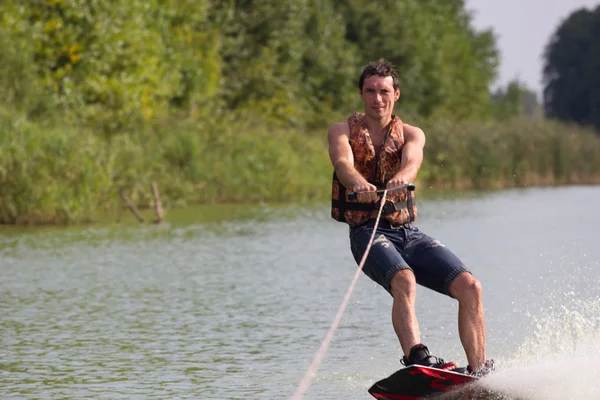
left=328, top=59, right=493, bottom=376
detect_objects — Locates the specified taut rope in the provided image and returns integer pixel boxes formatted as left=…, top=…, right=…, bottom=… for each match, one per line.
left=290, top=189, right=389, bottom=400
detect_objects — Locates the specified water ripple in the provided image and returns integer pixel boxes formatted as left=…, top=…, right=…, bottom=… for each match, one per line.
left=2, top=187, right=600, bottom=399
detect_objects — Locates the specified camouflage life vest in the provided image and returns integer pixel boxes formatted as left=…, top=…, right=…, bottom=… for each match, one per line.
left=331, top=112, right=417, bottom=228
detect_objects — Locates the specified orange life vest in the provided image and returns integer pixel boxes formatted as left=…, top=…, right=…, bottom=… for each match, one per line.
left=331, top=112, right=417, bottom=228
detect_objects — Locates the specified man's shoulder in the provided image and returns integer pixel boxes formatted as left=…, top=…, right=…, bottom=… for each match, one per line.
left=401, top=122, right=426, bottom=144
left=400, top=121, right=424, bottom=134
left=327, top=121, right=350, bottom=137
left=401, top=121, right=420, bottom=131
left=328, top=112, right=368, bottom=141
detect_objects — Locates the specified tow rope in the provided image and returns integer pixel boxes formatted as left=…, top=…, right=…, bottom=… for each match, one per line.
left=290, top=189, right=389, bottom=400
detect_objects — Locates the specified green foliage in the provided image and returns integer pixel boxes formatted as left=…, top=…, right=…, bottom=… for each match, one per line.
left=1, top=0, right=220, bottom=134
left=491, top=80, right=542, bottom=119
left=2, top=105, right=600, bottom=225
left=210, top=0, right=358, bottom=127
left=543, top=5, right=600, bottom=131
left=0, top=111, right=331, bottom=225
left=0, top=19, right=55, bottom=118
left=1, top=1, right=599, bottom=225
left=338, top=0, right=499, bottom=119
left=0, top=0, right=502, bottom=129
left=0, top=112, right=110, bottom=224
left=418, top=117, right=600, bottom=190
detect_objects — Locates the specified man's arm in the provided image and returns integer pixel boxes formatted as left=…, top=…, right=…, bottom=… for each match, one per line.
left=328, top=122, right=377, bottom=200
left=387, top=123, right=426, bottom=189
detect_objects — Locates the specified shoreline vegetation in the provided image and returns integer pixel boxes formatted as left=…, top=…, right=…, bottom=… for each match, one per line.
left=2, top=1, right=600, bottom=226
left=2, top=110, right=600, bottom=226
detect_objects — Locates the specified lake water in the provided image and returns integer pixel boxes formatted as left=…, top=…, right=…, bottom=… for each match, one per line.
left=2, top=186, right=600, bottom=399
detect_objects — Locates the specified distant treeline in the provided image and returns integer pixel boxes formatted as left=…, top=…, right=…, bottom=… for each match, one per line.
left=543, top=5, right=600, bottom=132
left=0, top=1, right=599, bottom=225
left=1, top=0, right=502, bottom=129
left=2, top=111, right=599, bottom=226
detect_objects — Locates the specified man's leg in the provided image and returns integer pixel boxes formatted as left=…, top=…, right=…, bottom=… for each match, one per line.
left=389, top=269, right=420, bottom=357
left=449, top=272, right=486, bottom=371
left=400, top=227, right=489, bottom=371
left=349, top=222, right=415, bottom=356
left=389, top=268, right=459, bottom=370
left=350, top=222, right=458, bottom=369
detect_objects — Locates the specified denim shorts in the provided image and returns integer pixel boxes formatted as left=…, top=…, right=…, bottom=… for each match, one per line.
left=349, top=219, right=470, bottom=297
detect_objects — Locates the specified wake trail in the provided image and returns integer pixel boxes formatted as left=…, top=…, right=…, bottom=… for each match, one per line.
left=437, top=298, right=600, bottom=400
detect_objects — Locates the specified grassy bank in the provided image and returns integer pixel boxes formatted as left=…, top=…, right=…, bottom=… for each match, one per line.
left=1, top=109, right=599, bottom=225
left=420, top=118, right=600, bottom=189
left=0, top=110, right=331, bottom=225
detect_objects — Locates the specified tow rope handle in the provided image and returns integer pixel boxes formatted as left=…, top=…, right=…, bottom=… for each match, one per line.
left=348, top=182, right=415, bottom=200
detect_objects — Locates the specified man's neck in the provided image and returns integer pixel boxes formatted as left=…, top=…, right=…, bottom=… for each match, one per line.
left=365, top=114, right=393, bottom=136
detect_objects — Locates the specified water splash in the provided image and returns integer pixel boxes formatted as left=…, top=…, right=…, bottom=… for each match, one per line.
left=439, top=298, right=600, bottom=399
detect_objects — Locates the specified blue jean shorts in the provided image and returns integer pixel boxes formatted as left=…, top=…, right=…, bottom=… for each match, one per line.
left=349, top=219, right=470, bottom=297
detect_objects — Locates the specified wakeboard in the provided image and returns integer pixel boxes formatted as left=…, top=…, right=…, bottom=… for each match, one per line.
left=368, top=365, right=477, bottom=399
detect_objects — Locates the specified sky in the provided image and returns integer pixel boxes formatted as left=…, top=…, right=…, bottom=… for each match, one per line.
left=465, top=0, right=599, bottom=97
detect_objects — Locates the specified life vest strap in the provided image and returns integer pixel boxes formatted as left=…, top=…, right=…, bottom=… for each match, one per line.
left=333, top=197, right=414, bottom=221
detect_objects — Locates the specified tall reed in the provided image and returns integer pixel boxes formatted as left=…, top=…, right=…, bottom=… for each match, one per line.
left=1, top=111, right=599, bottom=225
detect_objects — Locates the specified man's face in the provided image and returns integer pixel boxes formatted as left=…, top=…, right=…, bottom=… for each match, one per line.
left=360, top=75, right=400, bottom=120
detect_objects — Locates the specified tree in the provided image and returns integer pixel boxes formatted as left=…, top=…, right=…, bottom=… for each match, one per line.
left=492, top=80, right=542, bottom=119
left=213, top=0, right=500, bottom=124
left=0, top=0, right=219, bottom=133
left=1, top=0, right=501, bottom=129
left=210, top=0, right=357, bottom=127
left=337, top=0, right=499, bottom=120
left=543, top=5, right=600, bottom=132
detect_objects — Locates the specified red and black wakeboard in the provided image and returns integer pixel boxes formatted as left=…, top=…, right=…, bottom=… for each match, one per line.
left=368, top=365, right=477, bottom=399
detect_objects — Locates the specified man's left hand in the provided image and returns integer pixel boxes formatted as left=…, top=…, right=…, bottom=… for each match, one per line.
left=386, top=176, right=410, bottom=195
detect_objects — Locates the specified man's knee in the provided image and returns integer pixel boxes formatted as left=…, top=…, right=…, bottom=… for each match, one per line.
left=449, top=272, right=482, bottom=301
left=390, top=269, right=416, bottom=298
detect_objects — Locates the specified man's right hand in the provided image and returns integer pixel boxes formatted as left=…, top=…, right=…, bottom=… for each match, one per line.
left=353, top=182, right=379, bottom=203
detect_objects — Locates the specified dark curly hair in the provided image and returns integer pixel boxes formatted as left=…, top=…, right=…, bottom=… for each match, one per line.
left=358, top=59, right=399, bottom=91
